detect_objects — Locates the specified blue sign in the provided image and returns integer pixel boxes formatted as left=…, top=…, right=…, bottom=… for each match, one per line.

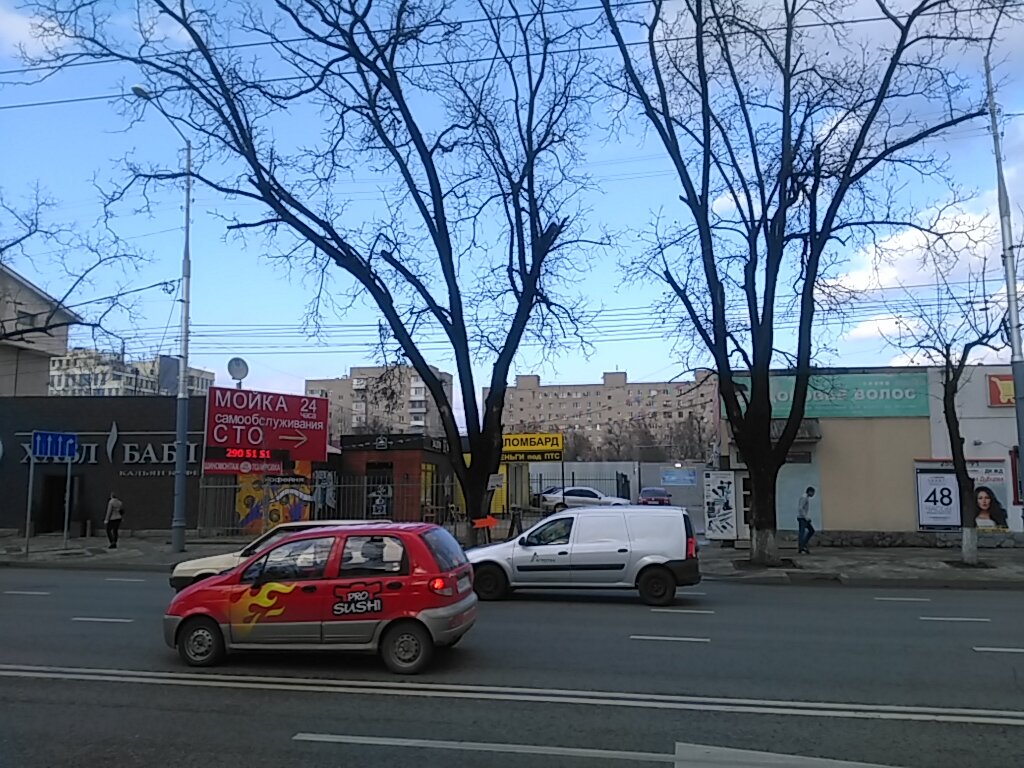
left=31, top=431, right=79, bottom=460
left=661, top=468, right=697, bottom=486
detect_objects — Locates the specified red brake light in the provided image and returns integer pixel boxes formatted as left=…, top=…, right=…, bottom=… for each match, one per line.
left=429, top=577, right=454, bottom=596
left=686, top=536, right=697, bottom=559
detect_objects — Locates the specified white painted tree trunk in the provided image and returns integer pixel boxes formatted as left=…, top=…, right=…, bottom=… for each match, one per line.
left=961, top=527, right=978, bottom=566
left=750, top=528, right=778, bottom=565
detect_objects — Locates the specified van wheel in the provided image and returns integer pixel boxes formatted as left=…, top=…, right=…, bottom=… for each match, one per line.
left=638, top=567, right=676, bottom=606
left=177, top=616, right=226, bottom=667
left=473, top=564, right=509, bottom=601
left=381, top=621, right=433, bottom=674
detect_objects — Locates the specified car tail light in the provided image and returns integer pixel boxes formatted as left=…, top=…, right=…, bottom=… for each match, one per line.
left=686, top=536, right=697, bottom=559
left=429, top=577, right=454, bottom=596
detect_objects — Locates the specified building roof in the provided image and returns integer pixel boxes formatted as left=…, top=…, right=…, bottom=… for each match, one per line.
left=0, top=262, right=84, bottom=324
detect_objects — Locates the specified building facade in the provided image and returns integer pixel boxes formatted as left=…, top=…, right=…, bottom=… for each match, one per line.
left=49, top=349, right=215, bottom=397
left=306, top=365, right=454, bottom=442
left=489, top=369, right=718, bottom=439
left=712, top=366, right=1024, bottom=546
left=0, top=264, right=79, bottom=396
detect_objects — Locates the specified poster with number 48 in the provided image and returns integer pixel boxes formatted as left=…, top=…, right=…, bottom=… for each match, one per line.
left=916, top=470, right=960, bottom=528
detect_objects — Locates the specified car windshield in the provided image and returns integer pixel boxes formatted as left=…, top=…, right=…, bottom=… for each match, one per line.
left=540, top=486, right=562, bottom=495
left=422, top=527, right=468, bottom=571
left=640, top=488, right=668, bottom=497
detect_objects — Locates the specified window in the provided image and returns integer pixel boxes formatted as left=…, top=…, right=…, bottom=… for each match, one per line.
left=565, top=488, right=599, bottom=499
left=341, top=535, right=408, bottom=576
left=15, top=311, right=36, bottom=329
left=241, top=536, right=334, bottom=583
left=422, top=528, right=468, bottom=571
left=525, top=517, right=573, bottom=546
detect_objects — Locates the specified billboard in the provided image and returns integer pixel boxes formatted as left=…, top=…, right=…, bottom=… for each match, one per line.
left=501, top=432, right=563, bottom=462
left=987, top=374, right=1015, bottom=407
left=704, top=470, right=738, bottom=540
left=205, top=387, right=328, bottom=463
left=730, top=372, right=929, bottom=418
left=915, top=459, right=1013, bottom=531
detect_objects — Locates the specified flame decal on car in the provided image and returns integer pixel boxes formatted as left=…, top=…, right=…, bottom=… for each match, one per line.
left=229, top=582, right=298, bottom=637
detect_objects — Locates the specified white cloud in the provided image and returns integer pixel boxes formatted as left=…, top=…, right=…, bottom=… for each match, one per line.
left=845, top=314, right=918, bottom=341
left=0, top=5, right=49, bottom=57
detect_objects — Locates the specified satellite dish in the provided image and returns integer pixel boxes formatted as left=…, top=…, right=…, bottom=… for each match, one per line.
left=227, top=357, right=249, bottom=384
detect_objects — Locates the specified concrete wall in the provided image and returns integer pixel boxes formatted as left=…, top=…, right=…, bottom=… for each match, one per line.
left=0, top=347, right=51, bottom=395
left=818, top=417, right=930, bottom=531
left=928, top=365, right=1016, bottom=459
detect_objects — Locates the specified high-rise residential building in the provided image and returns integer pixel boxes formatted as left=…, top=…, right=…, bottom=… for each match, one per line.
left=306, top=365, right=455, bottom=442
left=0, top=264, right=79, bottom=396
left=48, top=349, right=215, bottom=397
left=486, top=369, right=719, bottom=435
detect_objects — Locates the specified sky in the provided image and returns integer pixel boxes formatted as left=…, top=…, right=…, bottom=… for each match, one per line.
left=2, top=0, right=1024, bottom=421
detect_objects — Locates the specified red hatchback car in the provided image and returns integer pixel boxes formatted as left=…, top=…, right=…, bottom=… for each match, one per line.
left=163, top=523, right=477, bottom=674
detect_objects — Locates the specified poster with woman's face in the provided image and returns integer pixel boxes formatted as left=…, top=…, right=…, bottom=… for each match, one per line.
left=974, top=485, right=1010, bottom=530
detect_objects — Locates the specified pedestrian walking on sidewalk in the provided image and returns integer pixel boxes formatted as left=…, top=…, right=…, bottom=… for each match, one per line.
left=104, top=491, right=124, bottom=549
left=797, top=487, right=816, bottom=554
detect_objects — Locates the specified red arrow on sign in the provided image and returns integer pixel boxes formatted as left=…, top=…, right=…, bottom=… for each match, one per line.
left=280, top=431, right=309, bottom=449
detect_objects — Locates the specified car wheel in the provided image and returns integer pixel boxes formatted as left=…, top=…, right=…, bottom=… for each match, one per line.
left=380, top=621, right=434, bottom=674
left=473, top=563, right=509, bottom=601
left=177, top=616, right=226, bottom=667
left=638, top=566, right=677, bottom=606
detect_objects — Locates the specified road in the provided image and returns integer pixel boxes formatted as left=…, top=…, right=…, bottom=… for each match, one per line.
left=1, top=567, right=1023, bottom=768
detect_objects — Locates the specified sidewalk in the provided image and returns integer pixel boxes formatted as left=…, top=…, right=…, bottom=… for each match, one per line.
left=1, top=531, right=1022, bottom=589
left=698, top=542, right=1024, bottom=589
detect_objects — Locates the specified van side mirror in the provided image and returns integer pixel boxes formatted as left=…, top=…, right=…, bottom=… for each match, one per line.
left=518, top=537, right=529, bottom=546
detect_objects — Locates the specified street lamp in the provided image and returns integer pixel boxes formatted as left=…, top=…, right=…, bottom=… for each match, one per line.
left=133, top=84, right=192, bottom=553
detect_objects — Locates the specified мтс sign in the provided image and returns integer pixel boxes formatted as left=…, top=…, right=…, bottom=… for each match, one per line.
left=204, top=387, right=328, bottom=462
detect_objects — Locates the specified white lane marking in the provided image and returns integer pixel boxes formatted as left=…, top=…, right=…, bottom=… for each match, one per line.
left=630, top=635, right=710, bottom=643
left=105, top=578, right=146, bottom=583
left=919, top=616, right=991, bottom=623
left=873, top=597, right=930, bottom=602
left=71, top=617, right=134, bottom=624
left=3, top=590, right=50, bottom=596
left=674, top=742, right=894, bottom=767
left=651, top=609, right=715, bottom=615
left=2, top=664, right=1024, bottom=726
left=974, top=647, right=1024, bottom=654
left=681, top=591, right=706, bottom=596
left=293, top=733, right=675, bottom=763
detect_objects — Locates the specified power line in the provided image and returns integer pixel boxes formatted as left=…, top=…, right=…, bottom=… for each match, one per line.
left=3, top=4, right=1022, bottom=112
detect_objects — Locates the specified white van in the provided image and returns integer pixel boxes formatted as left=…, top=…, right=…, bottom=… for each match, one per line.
left=465, top=505, right=700, bottom=605
left=168, top=519, right=386, bottom=591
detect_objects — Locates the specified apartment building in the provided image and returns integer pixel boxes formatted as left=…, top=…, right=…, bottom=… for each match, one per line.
left=49, top=349, right=215, bottom=397
left=488, top=370, right=719, bottom=434
left=306, top=365, right=455, bottom=441
left=0, top=264, right=79, bottom=396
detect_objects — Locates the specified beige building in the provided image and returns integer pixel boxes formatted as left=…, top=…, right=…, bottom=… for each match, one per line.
left=306, top=365, right=454, bottom=442
left=489, top=369, right=718, bottom=435
left=49, top=349, right=215, bottom=397
left=0, top=264, right=79, bottom=396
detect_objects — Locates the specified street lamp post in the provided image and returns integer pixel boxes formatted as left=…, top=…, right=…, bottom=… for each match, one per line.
left=133, top=85, right=191, bottom=553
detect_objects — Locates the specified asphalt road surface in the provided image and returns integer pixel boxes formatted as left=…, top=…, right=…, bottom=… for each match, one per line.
left=2, top=567, right=1023, bottom=768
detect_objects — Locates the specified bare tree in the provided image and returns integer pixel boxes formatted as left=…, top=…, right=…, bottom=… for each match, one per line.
left=1, top=185, right=144, bottom=348
left=27, top=0, right=599, bottom=534
left=884, top=263, right=1007, bottom=564
left=603, top=0, right=1010, bottom=562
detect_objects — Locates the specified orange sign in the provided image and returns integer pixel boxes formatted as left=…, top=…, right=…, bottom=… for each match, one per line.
left=988, top=375, right=1015, bottom=407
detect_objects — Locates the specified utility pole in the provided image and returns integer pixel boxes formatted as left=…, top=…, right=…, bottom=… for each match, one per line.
left=985, top=54, right=1024, bottom=492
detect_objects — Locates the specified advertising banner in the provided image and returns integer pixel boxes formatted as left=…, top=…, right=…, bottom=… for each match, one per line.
left=205, top=387, right=328, bottom=463
left=501, top=432, right=563, bottom=462
left=704, top=470, right=738, bottom=540
left=915, top=460, right=1012, bottom=531
left=730, top=372, right=929, bottom=418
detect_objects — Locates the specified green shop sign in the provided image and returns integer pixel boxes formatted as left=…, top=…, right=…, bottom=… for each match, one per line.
left=730, top=372, right=930, bottom=418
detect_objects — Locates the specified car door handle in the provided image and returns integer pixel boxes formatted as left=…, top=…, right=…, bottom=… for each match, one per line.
left=386, top=581, right=403, bottom=590
left=617, top=548, right=629, bottom=553
left=300, top=585, right=317, bottom=593
left=558, top=551, right=568, bottom=556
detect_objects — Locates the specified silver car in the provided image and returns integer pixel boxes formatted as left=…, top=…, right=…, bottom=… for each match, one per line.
left=466, top=505, right=700, bottom=605
left=537, top=485, right=630, bottom=512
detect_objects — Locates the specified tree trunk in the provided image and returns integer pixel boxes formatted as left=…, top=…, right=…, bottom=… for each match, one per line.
left=961, top=526, right=979, bottom=566
left=748, top=462, right=780, bottom=565
left=461, top=471, right=491, bottom=547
